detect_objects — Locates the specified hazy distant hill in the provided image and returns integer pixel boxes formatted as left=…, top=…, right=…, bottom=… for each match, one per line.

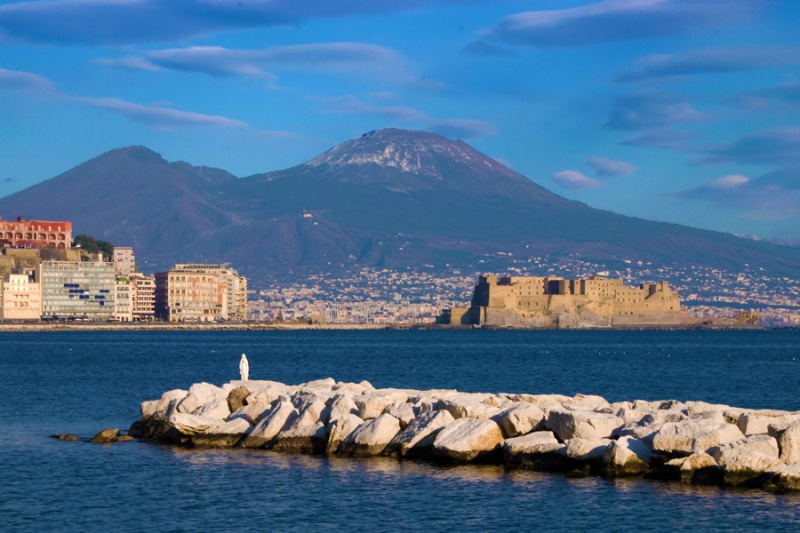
left=2, top=128, right=799, bottom=281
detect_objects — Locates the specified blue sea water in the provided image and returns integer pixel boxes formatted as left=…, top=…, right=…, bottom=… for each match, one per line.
left=1, top=329, right=800, bottom=531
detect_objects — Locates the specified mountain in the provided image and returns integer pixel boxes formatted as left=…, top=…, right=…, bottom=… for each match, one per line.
left=2, top=128, right=799, bottom=282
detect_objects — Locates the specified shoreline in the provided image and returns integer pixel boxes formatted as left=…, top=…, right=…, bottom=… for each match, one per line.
left=0, top=322, right=777, bottom=332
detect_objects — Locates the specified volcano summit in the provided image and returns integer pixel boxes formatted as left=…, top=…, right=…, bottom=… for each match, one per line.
left=1, top=128, right=799, bottom=281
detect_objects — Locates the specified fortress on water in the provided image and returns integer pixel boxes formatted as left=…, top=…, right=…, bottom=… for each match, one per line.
left=448, top=274, right=683, bottom=328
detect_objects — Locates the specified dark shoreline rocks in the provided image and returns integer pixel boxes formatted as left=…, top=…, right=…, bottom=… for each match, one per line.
left=135, top=378, right=800, bottom=493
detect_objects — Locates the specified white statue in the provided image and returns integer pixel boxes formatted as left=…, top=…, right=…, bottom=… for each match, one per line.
left=239, top=353, right=249, bottom=381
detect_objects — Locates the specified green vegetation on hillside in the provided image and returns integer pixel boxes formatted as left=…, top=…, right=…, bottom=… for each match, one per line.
left=73, top=234, right=114, bottom=257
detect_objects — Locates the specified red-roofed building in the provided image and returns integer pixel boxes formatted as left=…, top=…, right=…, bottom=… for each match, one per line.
left=0, top=216, right=72, bottom=249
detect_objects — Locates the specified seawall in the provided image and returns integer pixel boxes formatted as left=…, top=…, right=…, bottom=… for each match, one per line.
left=134, top=378, right=800, bottom=493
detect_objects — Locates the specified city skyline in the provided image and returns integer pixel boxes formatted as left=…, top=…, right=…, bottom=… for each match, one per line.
left=1, top=0, right=799, bottom=244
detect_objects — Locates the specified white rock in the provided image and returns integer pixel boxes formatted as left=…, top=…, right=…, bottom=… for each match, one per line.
left=564, top=438, right=611, bottom=461
left=547, top=409, right=623, bottom=441
left=708, top=434, right=780, bottom=463
left=494, top=403, right=545, bottom=438
left=141, top=389, right=187, bottom=421
left=503, top=431, right=564, bottom=465
left=384, top=402, right=418, bottom=429
left=239, top=401, right=299, bottom=448
left=332, top=380, right=375, bottom=395
left=738, top=410, right=800, bottom=436
left=437, top=393, right=504, bottom=420
left=652, top=412, right=745, bottom=455
left=324, top=394, right=360, bottom=424
left=326, top=413, right=364, bottom=455
left=176, top=382, right=228, bottom=414
left=272, top=421, right=327, bottom=454
left=718, top=450, right=785, bottom=487
left=680, top=451, right=721, bottom=485
left=339, top=413, right=402, bottom=456
left=602, top=436, right=653, bottom=476
left=564, top=393, right=611, bottom=411
left=354, top=389, right=410, bottom=420
left=244, top=382, right=290, bottom=406
left=169, top=412, right=250, bottom=440
left=191, top=397, right=231, bottom=420
left=227, top=400, right=271, bottom=425
left=298, top=377, right=337, bottom=392
left=388, top=410, right=456, bottom=458
left=778, top=420, right=800, bottom=465
left=433, top=418, right=504, bottom=462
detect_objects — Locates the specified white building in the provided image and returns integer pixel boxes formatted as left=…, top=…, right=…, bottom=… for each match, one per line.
left=39, top=260, right=116, bottom=320
left=0, top=274, right=41, bottom=320
left=114, top=278, right=133, bottom=322
left=112, top=247, right=136, bottom=277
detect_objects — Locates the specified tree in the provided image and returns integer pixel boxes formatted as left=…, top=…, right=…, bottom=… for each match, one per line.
left=73, top=234, right=114, bottom=259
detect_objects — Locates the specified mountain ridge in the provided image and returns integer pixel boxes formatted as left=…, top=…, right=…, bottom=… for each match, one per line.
left=1, top=129, right=799, bottom=282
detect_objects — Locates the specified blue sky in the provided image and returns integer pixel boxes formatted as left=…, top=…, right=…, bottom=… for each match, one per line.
left=1, top=0, right=799, bottom=244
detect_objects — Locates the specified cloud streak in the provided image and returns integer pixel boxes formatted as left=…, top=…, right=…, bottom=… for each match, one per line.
left=482, top=0, right=763, bottom=48
left=552, top=170, right=604, bottom=190
left=0, top=67, right=56, bottom=93
left=617, top=46, right=800, bottom=83
left=102, top=43, right=421, bottom=85
left=606, top=90, right=705, bottom=131
left=587, top=156, right=635, bottom=176
left=0, top=66, right=248, bottom=130
left=78, top=97, right=247, bottom=129
left=695, top=127, right=800, bottom=167
left=0, top=0, right=487, bottom=46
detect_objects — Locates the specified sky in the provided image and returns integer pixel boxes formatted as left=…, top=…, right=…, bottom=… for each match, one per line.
left=1, top=0, right=799, bottom=245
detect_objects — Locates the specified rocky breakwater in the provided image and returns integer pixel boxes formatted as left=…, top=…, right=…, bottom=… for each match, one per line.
left=134, top=378, right=800, bottom=493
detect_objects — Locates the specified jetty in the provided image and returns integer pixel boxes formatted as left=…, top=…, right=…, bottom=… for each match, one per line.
left=134, top=378, right=800, bottom=493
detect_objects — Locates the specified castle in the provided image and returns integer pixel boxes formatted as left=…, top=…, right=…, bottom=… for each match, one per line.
left=449, top=274, right=683, bottom=328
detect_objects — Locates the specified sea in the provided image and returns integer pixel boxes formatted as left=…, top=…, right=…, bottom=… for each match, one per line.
left=2, top=328, right=800, bottom=532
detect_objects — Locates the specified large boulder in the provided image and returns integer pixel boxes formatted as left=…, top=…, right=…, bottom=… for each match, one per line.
left=271, top=421, right=328, bottom=454
left=385, top=410, right=456, bottom=458
left=503, top=431, right=565, bottom=469
left=564, top=437, right=611, bottom=461
left=652, top=412, right=745, bottom=455
left=680, top=451, right=723, bottom=485
left=239, top=401, right=299, bottom=448
left=737, top=410, right=800, bottom=436
left=717, top=450, right=785, bottom=488
left=547, top=409, right=623, bottom=441
left=326, top=413, right=364, bottom=455
left=338, top=413, right=402, bottom=456
left=191, top=397, right=231, bottom=420
left=384, top=402, right=418, bottom=429
left=432, top=418, right=504, bottom=462
left=176, top=383, right=228, bottom=415
left=354, top=389, right=410, bottom=420
left=141, top=389, right=187, bottom=422
left=227, top=386, right=250, bottom=412
left=168, top=412, right=250, bottom=447
left=437, top=393, right=505, bottom=420
left=243, top=381, right=290, bottom=405
left=602, top=436, right=653, bottom=477
left=777, top=420, right=800, bottom=465
left=323, top=394, right=360, bottom=425
left=227, top=400, right=271, bottom=425
left=708, top=434, right=780, bottom=463
left=494, top=403, right=545, bottom=438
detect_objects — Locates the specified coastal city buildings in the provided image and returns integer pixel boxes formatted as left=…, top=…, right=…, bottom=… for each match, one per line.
left=113, top=247, right=136, bottom=277
left=114, top=278, right=133, bottom=322
left=39, top=259, right=117, bottom=320
left=0, top=216, right=72, bottom=249
left=130, top=273, right=156, bottom=321
left=0, top=273, right=41, bottom=320
left=154, top=263, right=247, bottom=322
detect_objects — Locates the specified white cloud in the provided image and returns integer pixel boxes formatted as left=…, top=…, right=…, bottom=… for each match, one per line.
left=552, top=170, right=604, bottom=190
left=708, top=174, right=749, bottom=189
left=587, top=156, right=636, bottom=176
left=78, top=97, right=247, bottom=129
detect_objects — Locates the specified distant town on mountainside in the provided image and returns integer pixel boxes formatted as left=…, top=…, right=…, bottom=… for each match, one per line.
left=1, top=214, right=798, bottom=328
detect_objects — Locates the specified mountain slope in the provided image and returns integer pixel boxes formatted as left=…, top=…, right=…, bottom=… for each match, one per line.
left=1, top=129, right=799, bottom=281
